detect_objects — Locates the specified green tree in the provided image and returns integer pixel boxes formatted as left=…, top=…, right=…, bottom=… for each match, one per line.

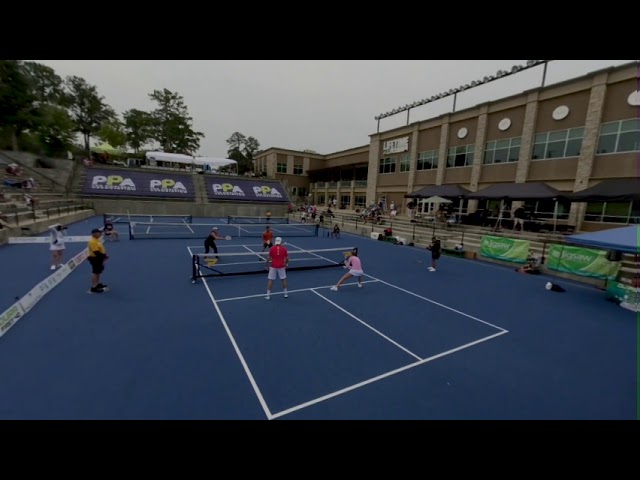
left=34, top=103, right=75, bottom=156
left=148, top=88, right=204, bottom=154
left=65, top=75, right=115, bottom=152
left=22, top=61, right=67, bottom=105
left=226, top=132, right=260, bottom=174
left=123, top=108, right=153, bottom=153
left=19, top=62, right=76, bottom=156
left=0, top=60, right=37, bottom=150
left=226, top=131, right=246, bottom=153
left=97, top=117, right=127, bottom=149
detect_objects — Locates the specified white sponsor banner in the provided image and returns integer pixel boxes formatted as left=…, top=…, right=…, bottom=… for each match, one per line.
left=8, top=236, right=92, bottom=244
left=0, top=247, right=90, bottom=339
left=382, top=136, right=409, bottom=154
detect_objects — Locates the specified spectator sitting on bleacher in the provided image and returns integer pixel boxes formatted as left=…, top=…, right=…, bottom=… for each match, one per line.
left=5, top=163, right=23, bottom=176
left=516, top=251, right=542, bottom=275
left=383, top=227, right=393, bottom=237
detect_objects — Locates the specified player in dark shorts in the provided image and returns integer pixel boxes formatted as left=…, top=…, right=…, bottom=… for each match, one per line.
left=428, top=237, right=441, bottom=272
left=102, top=218, right=119, bottom=241
left=204, top=227, right=225, bottom=259
left=88, top=228, right=108, bottom=293
left=261, top=226, right=273, bottom=253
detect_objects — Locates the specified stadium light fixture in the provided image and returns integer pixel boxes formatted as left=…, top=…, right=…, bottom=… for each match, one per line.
left=374, top=60, right=550, bottom=124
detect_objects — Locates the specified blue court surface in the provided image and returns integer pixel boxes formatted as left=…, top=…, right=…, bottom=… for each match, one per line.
left=0, top=215, right=636, bottom=420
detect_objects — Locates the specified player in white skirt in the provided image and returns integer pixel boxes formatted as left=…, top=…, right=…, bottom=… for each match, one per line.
left=330, top=249, right=364, bottom=291
left=49, top=224, right=66, bottom=270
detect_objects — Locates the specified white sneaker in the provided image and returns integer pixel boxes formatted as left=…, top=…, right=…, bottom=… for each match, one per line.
left=428, top=267, right=436, bottom=272
left=50, top=265, right=56, bottom=270
left=265, top=295, right=270, bottom=300
left=284, top=293, right=288, bottom=298
left=358, top=283, right=363, bottom=288
left=330, top=286, right=338, bottom=291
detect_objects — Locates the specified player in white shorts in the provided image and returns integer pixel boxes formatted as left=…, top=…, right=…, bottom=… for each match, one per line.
left=49, top=224, right=66, bottom=270
left=331, top=249, right=363, bottom=291
left=266, top=237, right=289, bottom=299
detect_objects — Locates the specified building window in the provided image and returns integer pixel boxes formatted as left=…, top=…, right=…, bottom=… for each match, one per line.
left=532, top=127, right=584, bottom=160
left=379, top=157, right=396, bottom=174
left=484, top=137, right=521, bottom=164
left=399, top=154, right=411, bottom=172
left=597, top=119, right=640, bottom=154
left=293, top=164, right=303, bottom=175
left=277, top=162, right=287, bottom=173
left=585, top=200, right=640, bottom=224
left=340, top=195, right=351, bottom=207
left=446, top=144, right=475, bottom=168
left=317, top=194, right=325, bottom=205
left=417, top=149, right=438, bottom=170
left=354, top=195, right=367, bottom=207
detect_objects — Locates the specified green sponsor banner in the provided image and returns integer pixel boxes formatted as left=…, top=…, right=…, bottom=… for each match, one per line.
left=480, top=235, right=530, bottom=263
left=548, top=244, right=620, bottom=280
left=605, top=280, right=639, bottom=307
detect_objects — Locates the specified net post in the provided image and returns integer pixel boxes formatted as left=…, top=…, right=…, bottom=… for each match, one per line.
left=192, top=255, right=199, bottom=281
left=128, top=223, right=134, bottom=240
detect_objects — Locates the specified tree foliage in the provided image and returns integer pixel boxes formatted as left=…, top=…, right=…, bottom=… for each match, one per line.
left=123, top=108, right=153, bottom=153
left=65, top=75, right=115, bottom=152
left=148, top=88, right=204, bottom=155
left=226, top=132, right=260, bottom=174
left=0, top=62, right=208, bottom=159
left=97, top=117, right=127, bottom=149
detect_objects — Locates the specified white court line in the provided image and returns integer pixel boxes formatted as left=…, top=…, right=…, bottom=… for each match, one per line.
left=186, top=246, right=274, bottom=420
left=188, top=244, right=264, bottom=249
left=270, top=329, right=508, bottom=420
left=182, top=218, right=195, bottom=234
left=286, top=242, right=507, bottom=333
left=311, top=289, right=422, bottom=361
left=216, top=280, right=380, bottom=303
left=242, top=244, right=267, bottom=262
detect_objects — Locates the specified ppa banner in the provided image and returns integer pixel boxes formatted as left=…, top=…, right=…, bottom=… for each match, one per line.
left=206, top=177, right=289, bottom=203
left=480, top=235, right=530, bottom=263
left=83, top=169, right=195, bottom=199
left=547, top=244, right=620, bottom=280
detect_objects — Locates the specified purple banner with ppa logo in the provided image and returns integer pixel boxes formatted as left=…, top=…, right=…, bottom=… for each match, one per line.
left=82, top=169, right=195, bottom=199
left=206, top=177, right=290, bottom=203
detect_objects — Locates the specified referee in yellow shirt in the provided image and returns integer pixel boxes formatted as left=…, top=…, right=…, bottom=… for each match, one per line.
left=88, top=228, right=108, bottom=293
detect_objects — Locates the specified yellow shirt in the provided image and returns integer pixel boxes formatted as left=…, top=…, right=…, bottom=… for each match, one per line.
left=88, top=237, right=106, bottom=257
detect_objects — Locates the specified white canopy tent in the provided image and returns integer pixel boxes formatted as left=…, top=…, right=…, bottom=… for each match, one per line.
left=146, top=151, right=194, bottom=164
left=144, top=152, right=238, bottom=173
left=193, top=157, right=238, bottom=173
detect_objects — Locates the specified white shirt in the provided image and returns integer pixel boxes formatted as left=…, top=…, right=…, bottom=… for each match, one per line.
left=49, top=228, right=65, bottom=250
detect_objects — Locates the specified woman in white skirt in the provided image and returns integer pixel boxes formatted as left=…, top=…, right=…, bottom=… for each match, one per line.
left=49, top=224, right=66, bottom=270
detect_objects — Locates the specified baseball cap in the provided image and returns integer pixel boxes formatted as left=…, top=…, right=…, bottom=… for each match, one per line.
left=274, top=237, right=283, bottom=245
left=211, top=227, right=218, bottom=231
left=91, top=228, right=101, bottom=234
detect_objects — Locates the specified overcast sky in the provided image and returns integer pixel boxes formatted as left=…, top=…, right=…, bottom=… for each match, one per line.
left=35, top=60, right=634, bottom=156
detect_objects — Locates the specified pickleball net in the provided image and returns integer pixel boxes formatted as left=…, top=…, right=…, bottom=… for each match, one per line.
left=129, top=221, right=319, bottom=239
left=192, top=246, right=357, bottom=279
left=227, top=215, right=289, bottom=224
left=104, top=213, right=193, bottom=224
